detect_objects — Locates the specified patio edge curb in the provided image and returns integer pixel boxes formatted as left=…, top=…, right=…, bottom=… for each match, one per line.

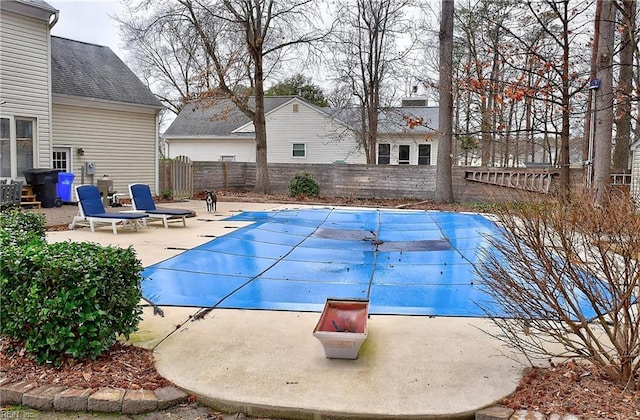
left=0, top=376, right=579, bottom=419
left=0, top=378, right=188, bottom=414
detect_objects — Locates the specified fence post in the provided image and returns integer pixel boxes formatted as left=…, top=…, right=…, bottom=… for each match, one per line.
left=166, top=156, right=193, bottom=199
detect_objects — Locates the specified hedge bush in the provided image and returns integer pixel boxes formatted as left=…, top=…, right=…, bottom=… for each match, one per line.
left=0, top=211, right=143, bottom=365
left=0, top=208, right=45, bottom=247
left=288, top=172, right=320, bottom=198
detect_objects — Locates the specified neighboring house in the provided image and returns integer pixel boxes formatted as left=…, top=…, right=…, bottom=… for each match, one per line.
left=371, top=99, right=438, bottom=165
left=51, top=36, right=164, bottom=195
left=163, top=96, right=438, bottom=166
left=164, top=96, right=365, bottom=164
left=0, top=0, right=163, bottom=197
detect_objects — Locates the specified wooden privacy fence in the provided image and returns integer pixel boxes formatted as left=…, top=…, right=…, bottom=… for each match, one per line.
left=160, top=161, right=591, bottom=203
left=160, top=156, right=193, bottom=199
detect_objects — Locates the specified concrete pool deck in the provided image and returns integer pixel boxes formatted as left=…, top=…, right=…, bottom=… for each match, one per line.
left=45, top=200, right=525, bottom=419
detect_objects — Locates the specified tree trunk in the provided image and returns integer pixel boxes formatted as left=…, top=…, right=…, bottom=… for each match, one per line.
left=556, top=1, right=571, bottom=199
left=584, top=0, right=602, bottom=185
left=253, top=52, right=270, bottom=193
left=436, top=0, right=454, bottom=203
left=367, top=103, right=379, bottom=164
left=612, top=0, right=636, bottom=172
left=593, top=0, right=615, bottom=205
left=480, top=97, right=491, bottom=165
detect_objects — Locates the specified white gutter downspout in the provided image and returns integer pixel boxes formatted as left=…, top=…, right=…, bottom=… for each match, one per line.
left=49, top=11, right=59, bottom=29
left=45, top=11, right=58, bottom=168
left=154, top=110, right=160, bottom=195
left=154, top=110, right=161, bottom=195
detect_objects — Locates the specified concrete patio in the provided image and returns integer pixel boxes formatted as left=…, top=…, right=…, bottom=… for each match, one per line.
left=41, top=200, right=526, bottom=419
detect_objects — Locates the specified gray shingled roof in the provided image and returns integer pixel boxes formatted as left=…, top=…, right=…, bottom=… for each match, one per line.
left=165, top=96, right=437, bottom=138
left=163, top=96, right=294, bottom=137
left=330, top=106, right=438, bottom=135
left=51, top=36, right=162, bottom=108
left=378, top=106, right=438, bottom=134
left=18, top=0, right=57, bottom=13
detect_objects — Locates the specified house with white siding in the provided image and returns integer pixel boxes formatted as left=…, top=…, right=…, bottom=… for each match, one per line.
left=0, top=0, right=163, bottom=197
left=50, top=36, right=163, bottom=195
left=163, top=96, right=438, bottom=166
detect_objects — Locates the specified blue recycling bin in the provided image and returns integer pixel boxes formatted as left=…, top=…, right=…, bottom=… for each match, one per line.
left=56, top=172, right=75, bottom=203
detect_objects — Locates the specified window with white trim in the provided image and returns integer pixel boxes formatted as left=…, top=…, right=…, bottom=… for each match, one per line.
left=16, top=119, right=34, bottom=177
left=418, top=144, right=431, bottom=165
left=378, top=143, right=390, bottom=164
left=52, top=147, right=70, bottom=172
left=220, top=155, right=236, bottom=162
left=0, top=117, right=35, bottom=178
left=0, top=118, right=10, bottom=177
left=398, top=145, right=410, bottom=164
left=292, top=143, right=306, bottom=158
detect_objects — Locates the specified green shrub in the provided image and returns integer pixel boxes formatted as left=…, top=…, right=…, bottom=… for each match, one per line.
left=0, top=240, right=143, bottom=365
left=0, top=208, right=45, bottom=247
left=288, top=172, right=320, bottom=198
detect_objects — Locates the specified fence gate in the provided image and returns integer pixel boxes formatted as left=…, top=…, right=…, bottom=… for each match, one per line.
left=167, top=156, right=193, bottom=199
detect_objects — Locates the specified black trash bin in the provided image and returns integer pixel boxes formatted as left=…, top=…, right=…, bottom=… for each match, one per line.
left=23, top=169, right=61, bottom=208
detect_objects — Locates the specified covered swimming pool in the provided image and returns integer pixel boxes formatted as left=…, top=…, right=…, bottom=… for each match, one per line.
left=141, top=208, right=507, bottom=317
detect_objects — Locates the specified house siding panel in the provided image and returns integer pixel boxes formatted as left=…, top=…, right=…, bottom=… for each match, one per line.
left=52, top=104, right=157, bottom=194
left=266, top=101, right=366, bottom=164
left=0, top=10, right=52, bottom=168
left=168, top=139, right=255, bottom=162
left=162, top=97, right=437, bottom=166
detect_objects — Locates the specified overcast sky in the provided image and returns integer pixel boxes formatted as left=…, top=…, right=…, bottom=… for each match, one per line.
left=48, top=0, right=126, bottom=60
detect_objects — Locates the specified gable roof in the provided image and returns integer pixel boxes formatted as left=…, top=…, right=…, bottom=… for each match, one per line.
left=1, top=0, right=57, bottom=20
left=164, top=95, right=437, bottom=139
left=378, top=106, right=438, bottom=135
left=163, top=96, right=295, bottom=138
left=327, top=105, right=438, bottom=136
left=18, top=0, right=56, bottom=11
left=51, top=36, right=163, bottom=109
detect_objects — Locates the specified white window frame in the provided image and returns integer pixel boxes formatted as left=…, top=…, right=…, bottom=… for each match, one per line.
left=418, top=144, right=431, bottom=165
left=378, top=143, right=391, bottom=164
left=0, top=116, right=37, bottom=179
left=292, top=143, right=306, bottom=158
left=220, top=155, right=236, bottom=162
left=398, top=144, right=410, bottom=165
left=53, top=146, right=73, bottom=172
left=0, top=117, right=10, bottom=179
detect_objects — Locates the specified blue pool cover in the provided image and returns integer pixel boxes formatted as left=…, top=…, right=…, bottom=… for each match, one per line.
left=141, top=208, right=596, bottom=318
left=141, top=208, right=507, bottom=317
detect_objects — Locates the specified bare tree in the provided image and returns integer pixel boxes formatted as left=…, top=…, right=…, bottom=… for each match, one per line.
left=117, top=1, right=226, bottom=115
left=612, top=0, right=637, bottom=172
left=329, top=0, right=416, bottom=164
left=477, top=190, right=640, bottom=389
left=453, top=0, right=594, bottom=185
left=436, top=0, right=454, bottom=203
left=592, top=0, right=616, bottom=204
left=454, top=0, right=521, bottom=166
left=121, top=0, right=324, bottom=193
left=491, top=1, right=592, bottom=196
left=186, top=0, right=327, bottom=193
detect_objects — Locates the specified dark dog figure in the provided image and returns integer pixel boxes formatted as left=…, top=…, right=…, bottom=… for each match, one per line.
left=205, top=190, right=217, bottom=213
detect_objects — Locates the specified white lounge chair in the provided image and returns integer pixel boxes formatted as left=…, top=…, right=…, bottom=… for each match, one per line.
left=70, top=184, right=148, bottom=234
left=128, top=183, right=192, bottom=228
